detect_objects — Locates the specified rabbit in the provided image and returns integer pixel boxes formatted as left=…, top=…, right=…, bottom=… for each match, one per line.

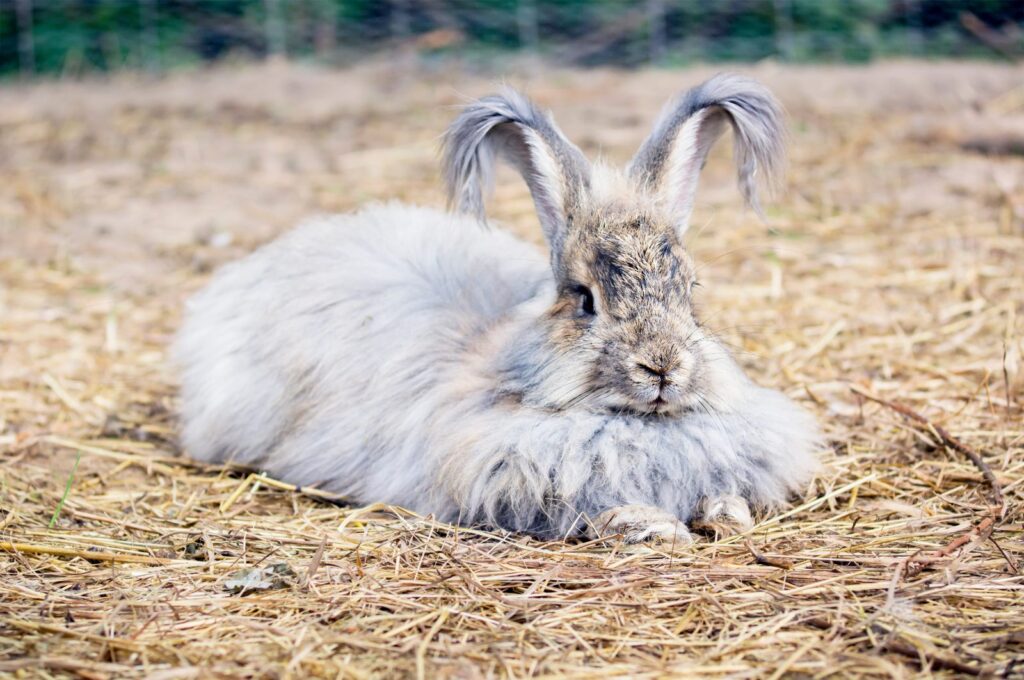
left=175, top=73, right=821, bottom=543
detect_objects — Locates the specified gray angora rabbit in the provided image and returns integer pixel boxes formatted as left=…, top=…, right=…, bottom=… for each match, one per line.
left=176, top=74, right=821, bottom=543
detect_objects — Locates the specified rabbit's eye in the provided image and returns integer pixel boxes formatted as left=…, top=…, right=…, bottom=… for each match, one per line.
left=575, top=285, right=596, bottom=316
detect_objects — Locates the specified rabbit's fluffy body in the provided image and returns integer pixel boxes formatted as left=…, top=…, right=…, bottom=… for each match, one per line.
left=177, top=75, right=821, bottom=539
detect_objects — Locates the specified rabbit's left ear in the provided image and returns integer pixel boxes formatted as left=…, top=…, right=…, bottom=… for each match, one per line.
left=443, top=88, right=590, bottom=261
left=628, top=74, right=786, bottom=234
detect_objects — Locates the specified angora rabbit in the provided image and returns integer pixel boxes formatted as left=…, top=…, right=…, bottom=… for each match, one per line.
left=176, top=74, right=820, bottom=543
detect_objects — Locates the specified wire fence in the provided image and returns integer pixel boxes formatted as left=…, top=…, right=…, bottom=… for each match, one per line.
left=2, top=0, right=1023, bottom=78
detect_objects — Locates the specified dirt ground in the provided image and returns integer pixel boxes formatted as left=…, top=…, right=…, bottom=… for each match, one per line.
left=1, top=59, right=1023, bottom=678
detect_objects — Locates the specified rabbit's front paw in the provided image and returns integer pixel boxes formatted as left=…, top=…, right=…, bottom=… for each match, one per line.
left=587, top=505, right=693, bottom=545
left=693, top=495, right=753, bottom=537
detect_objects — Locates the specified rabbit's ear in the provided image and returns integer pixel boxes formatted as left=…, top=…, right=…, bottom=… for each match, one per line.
left=628, top=74, right=785, bottom=234
left=443, top=88, right=590, bottom=256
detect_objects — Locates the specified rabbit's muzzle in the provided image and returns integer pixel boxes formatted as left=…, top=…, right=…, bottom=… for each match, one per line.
left=619, top=342, right=698, bottom=415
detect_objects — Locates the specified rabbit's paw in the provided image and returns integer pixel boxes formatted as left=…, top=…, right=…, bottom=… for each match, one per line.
left=693, top=495, right=753, bottom=538
left=587, top=505, right=693, bottom=545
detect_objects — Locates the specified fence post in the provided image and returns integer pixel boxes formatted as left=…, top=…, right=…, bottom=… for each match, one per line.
left=773, top=0, right=794, bottom=61
left=139, top=0, right=160, bottom=73
left=314, top=0, right=339, bottom=58
left=647, top=0, right=666, bottom=63
left=905, top=0, right=923, bottom=56
left=15, top=0, right=35, bottom=77
left=518, top=0, right=539, bottom=53
left=265, top=0, right=286, bottom=57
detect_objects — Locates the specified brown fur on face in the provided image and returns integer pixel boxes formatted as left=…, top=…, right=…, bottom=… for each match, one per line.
left=441, top=78, right=785, bottom=418
left=545, top=200, right=707, bottom=416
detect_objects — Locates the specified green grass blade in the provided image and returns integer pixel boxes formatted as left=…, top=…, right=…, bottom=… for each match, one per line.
left=48, top=452, right=82, bottom=529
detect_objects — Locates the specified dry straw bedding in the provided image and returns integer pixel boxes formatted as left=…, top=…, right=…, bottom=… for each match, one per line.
left=1, top=60, right=1023, bottom=678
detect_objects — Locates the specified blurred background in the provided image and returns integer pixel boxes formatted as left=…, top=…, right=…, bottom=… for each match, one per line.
left=2, top=0, right=1023, bottom=78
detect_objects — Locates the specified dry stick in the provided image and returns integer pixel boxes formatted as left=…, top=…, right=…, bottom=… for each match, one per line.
left=743, top=539, right=794, bottom=570
left=0, top=541, right=178, bottom=565
left=850, top=386, right=1006, bottom=579
left=304, top=534, right=328, bottom=589
left=851, top=386, right=1003, bottom=508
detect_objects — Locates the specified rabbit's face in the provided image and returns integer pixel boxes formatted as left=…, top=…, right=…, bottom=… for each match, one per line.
left=548, top=212, right=716, bottom=417
left=443, top=79, right=784, bottom=416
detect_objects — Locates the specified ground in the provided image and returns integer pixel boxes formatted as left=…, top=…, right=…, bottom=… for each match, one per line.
left=1, top=59, right=1023, bottom=678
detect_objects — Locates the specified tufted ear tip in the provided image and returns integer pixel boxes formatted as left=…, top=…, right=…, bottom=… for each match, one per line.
left=442, top=89, right=535, bottom=218
left=628, top=73, right=786, bottom=232
left=440, top=90, right=591, bottom=256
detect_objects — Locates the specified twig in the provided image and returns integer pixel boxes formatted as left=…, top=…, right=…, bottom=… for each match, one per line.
left=901, top=514, right=999, bottom=578
left=0, top=541, right=178, bottom=565
left=304, top=534, right=328, bottom=589
left=988, top=535, right=1020, bottom=574
left=850, top=385, right=1003, bottom=509
left=743, top=539, right=794, bottom=569
left=851, top=386, right=1006, bottom=579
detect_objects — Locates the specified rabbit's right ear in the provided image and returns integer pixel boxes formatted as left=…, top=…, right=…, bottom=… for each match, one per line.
left=443, top=88, right=590, bottom=258
left=628, top=74, right=785, bottom=234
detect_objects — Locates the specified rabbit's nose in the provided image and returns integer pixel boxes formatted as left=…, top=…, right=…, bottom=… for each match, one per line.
left=634, top=358, right=678, bottom=392
left=636, top=361, right=669, bottom=383
left=632, top=347, right=694, bottom=390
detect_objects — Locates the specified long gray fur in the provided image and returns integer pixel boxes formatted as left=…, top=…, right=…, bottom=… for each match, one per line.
left=176, top=75, right=820, bottom=540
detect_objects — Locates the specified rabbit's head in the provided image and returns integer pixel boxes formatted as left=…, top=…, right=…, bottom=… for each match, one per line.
left=443, top=75, right=784, bottom=416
